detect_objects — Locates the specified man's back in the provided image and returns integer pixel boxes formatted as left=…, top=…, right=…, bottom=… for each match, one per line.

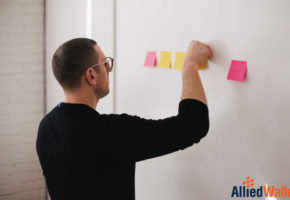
left=36, top=99, right=209, bottom=200
left=36, top=103, right=136, bottom=199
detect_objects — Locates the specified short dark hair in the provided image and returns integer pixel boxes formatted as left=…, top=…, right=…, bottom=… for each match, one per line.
left=52, top=38, right=98, bottom=90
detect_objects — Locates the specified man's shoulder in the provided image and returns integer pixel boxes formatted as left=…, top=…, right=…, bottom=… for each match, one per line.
left=38, top=106, right=58, bottom=128
left=98, top=113, right=141, bottom=121
left=96, top=113, right=149, bottom=130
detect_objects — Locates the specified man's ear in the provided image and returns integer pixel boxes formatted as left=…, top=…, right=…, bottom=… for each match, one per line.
left=84, top=68, right=97, bottom=85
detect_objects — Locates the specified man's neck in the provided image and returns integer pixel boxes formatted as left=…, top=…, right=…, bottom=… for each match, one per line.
left=64, top=89, right=99, bottom=110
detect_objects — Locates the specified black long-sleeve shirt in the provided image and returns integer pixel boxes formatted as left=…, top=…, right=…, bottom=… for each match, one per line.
left=36, top=99, right=209, bottom=200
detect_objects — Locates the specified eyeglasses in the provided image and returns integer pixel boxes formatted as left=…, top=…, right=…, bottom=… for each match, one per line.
left=89, top=57, right=114, bottom=71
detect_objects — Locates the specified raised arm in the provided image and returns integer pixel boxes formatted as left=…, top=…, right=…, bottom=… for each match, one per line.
left=99, top=41, right=211, bottom=162
left=181, top=40, right=211, bottom=105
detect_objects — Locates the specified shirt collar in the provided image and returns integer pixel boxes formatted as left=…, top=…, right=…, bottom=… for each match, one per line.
left=57, top=102, right=100, bottom=115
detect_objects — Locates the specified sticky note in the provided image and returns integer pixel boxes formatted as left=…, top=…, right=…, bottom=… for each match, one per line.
left=199, top=63, right=207, bottom=70
left=173, top=52, right=207, bottom=70
left=144, top=51, right=157, bottom=67
left=227, top=60, right=247, bottom=81
left=158, top=52, right=171, bottom=68
left=173, top=52, right=186, bottom=70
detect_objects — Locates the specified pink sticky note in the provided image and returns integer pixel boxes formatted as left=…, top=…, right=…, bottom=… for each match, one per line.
left=227, top=60, right=247, bottom=81
left=144, top=51, right=157, bottom=67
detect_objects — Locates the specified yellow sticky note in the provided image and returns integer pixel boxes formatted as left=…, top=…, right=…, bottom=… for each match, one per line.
left=173, top=52, right=186, bottom=70
left=199, top=63, right=207, bottom=70
left=158, top=52, right=171, bottom=68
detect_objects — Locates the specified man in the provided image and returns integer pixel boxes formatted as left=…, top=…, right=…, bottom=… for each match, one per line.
left=36, top=38, right=211, bottom=200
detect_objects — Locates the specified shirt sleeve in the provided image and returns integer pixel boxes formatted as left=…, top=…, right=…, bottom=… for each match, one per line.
left=100, top=99, right=209, bottom=162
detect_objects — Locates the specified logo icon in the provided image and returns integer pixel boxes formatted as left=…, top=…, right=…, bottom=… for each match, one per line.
left=242, top=176, right=254, bottom=188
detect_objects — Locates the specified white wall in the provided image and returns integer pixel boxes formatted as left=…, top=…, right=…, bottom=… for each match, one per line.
left=116, top=0, right=290, bottom=200
left=46, top=0, right=114, bottom=114
left=0, top=0, right=46, bottom=199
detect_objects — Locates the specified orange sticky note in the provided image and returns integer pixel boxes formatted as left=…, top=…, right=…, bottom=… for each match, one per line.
left=227, top=60, right=247, bottom=81
left=158, top=52, right=171, bottom=68
left=173, top=52, right=186, bottom=70
left=144, top=51, right=157, bottom=67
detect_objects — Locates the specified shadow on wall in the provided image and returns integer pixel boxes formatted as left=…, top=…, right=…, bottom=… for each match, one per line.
left=208, top=40, right=229, bottom=68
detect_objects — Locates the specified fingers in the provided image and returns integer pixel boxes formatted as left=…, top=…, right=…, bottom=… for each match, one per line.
left=192, top=40, right=211, bottom=58
left=185, top=40, right=212, bottom=67
left=207, top=45, right=212, bottom=59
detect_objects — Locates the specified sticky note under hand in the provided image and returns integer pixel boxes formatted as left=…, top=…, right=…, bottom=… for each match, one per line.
left=158, top=52, right=171, bottom=68
left=144, top=51, right=157, bottom=67
left=173, top=52, right=186, bottom=70
left=199, top=63, right=207, bottom=70
left=227, top=60, right=247, bottom=81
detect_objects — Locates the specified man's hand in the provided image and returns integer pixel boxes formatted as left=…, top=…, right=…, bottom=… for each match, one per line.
left=183, top=40, right=212, bottom=71
left=181, top=40, right=212, bottom=106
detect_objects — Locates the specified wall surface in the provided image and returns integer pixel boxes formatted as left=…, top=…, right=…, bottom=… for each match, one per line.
left=46, top=0, right=114, bottom=114
left=116, top=0, right=290, bottom=199
left=0, top=0, right=46, bottom=199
